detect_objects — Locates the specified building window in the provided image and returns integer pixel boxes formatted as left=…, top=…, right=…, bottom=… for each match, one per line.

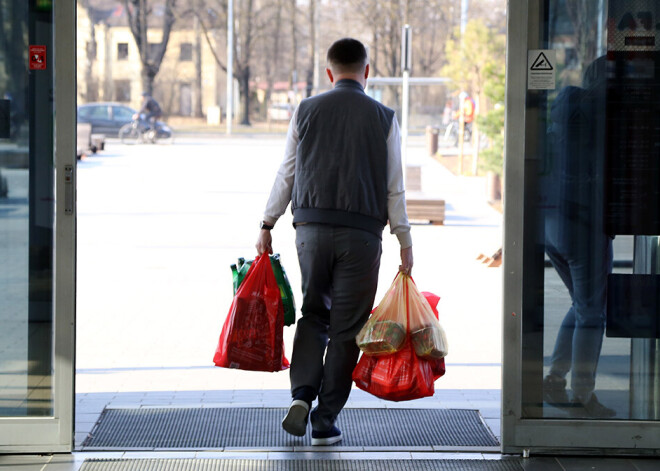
left=114, top=80, right=131, bottom=102
left=179, top=43, right=193, bottom=61
left=117, top=42, right=128, bottom=60
left=149, top=43, right=160, bottom=61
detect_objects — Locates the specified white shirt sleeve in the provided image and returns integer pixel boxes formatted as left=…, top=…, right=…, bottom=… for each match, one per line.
left=386, top=116, right=412, bottom=249
left=263, top=107, right=300, bottom=226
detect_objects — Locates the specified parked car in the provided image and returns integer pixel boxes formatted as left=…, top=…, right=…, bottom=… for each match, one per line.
left=77, top=102, right=137, bottom=135
left=267, top=103, right=293, bottom=121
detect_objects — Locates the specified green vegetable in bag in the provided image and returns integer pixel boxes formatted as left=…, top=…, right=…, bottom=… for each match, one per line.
left=233, top=257, right=253, bottom=294
left=269, top=254, right=296, bottom=326
left=231, top=254, right=296, bottom=326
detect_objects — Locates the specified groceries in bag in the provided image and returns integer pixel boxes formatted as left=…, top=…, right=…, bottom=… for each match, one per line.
left=352, top=273, right=447, bottom=401
left=355, top=274, right=408, bottom=355
left=357, top=320, right=406, bottom=355
left=230, top=253, right=296, bottom=326
left=214, top=253, right=290, bottom=372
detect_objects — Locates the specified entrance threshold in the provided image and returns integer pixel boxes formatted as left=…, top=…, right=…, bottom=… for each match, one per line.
left=75, top=389, right=501, bottom=453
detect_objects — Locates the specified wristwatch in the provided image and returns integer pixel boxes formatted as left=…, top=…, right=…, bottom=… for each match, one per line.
left=260, top=221, right=274, bottom=230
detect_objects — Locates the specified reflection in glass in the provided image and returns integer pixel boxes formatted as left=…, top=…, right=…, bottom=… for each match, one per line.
left=522, top=0, right=660, bottom=421
left=0, top=0, right=54, bottom=417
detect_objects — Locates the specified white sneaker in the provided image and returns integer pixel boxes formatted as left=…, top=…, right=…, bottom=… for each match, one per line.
left=311, top=425, right=342, bottom=445
left=281, top=399, right=309, bottom=437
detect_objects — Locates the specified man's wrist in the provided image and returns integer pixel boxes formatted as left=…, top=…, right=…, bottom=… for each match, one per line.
left=260, top=221, right=274, bottom=230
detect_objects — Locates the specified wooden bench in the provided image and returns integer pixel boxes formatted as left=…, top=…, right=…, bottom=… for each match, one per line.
left=406, top=192, right=445, bottom=225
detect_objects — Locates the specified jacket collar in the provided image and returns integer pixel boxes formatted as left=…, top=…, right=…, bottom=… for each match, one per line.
left=334, top=79, right=365, bottom=91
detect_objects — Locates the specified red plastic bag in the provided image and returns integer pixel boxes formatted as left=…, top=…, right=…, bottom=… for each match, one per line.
left=213, top=253, right=290, bottom=372
left=352, top=274, right=446, bottom=401
left=352, top=342, right=441, bottom=401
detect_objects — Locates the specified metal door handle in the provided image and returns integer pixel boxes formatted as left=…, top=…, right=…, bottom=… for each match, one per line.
left=64, top=164, right=74, bottom=215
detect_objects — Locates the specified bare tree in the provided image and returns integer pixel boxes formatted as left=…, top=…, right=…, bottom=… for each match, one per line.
left=193, top=14, right=204, bottom=117
left=304, top=0, right=316, bottom=97
left=289, top=0, right=298, bottom=102
left=80, top=0, right=99, bottom=102
left=122, top=0, right=177, bottom=94
left=195, top=0, right=278, bottom=125
left=264, top=0, right=284, bottom=105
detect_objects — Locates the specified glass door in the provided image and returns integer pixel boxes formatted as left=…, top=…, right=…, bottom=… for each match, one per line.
left=0, top=0, right=76, bottom=452
left=503, top=0, right=660, bottom=455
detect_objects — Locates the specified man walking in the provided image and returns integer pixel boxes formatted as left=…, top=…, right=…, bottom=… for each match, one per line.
left=256, top=37, right=413, bottom=445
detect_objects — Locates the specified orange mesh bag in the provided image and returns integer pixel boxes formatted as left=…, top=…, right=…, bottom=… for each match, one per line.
left=213, top=253, right=290, bottom=372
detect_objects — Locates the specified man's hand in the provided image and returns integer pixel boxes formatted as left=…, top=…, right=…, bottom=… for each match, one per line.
left=399, top=246, right=413, bottom=276
left=256, top=229, right=273, bottom=255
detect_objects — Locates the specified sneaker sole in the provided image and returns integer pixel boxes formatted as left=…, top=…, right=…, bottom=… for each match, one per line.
left=311, top=434, right=342, bottom=446
left=281, top=404, right=308, bottom=437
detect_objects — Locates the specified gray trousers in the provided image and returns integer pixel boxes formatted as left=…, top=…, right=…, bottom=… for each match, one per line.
left=291, top=224, right=382, bottom=431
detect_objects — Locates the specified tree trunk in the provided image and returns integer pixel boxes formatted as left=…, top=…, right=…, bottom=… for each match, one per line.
left=305, top=0, right=315, bottom=97
left=239, top=67, right=251, bottom=125
left=141, top=65, right=157, bottom=96
left=193, top=15, right=204, bottom=117
left=123, top=0, right=176, bottom=96
left=289, top=0, right=297, bottom=102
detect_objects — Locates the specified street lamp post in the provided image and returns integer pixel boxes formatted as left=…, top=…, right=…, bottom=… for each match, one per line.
left=226, top=0, right=234, bottom=135
left=401, top=25, right=412, bottom=174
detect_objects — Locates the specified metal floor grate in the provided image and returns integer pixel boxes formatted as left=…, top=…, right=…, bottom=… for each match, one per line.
left=80, top=459, right=523, bottom=471
left=81, top=407, right=498, bottom=449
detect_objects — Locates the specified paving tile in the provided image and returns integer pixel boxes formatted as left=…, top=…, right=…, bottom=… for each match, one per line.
left=42, top=454, right=86, bottom=471
left=293, top=446, right=364, bottom=453
left=75, top=422, right=97, bottom=433
left=483, top=418, right=501, bottom=438
left=194, top=451, right=258, bottom=458
left=0, top=455, right=50, bottom=469
left=271, top=451, right=344, bottom=460
left=120, top=451, right=198, bottom=458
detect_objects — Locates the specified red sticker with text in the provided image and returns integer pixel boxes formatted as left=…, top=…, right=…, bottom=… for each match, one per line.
left=29, top=45, right=47, bottom=70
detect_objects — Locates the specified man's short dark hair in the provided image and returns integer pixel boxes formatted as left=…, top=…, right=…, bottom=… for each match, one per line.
left=327, top=38, right=368, bottom=74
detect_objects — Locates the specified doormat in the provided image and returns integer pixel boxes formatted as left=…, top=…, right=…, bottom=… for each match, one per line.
left=80, top=459, right=523, bottom=471
left=81, top=408, right=498, bottom=449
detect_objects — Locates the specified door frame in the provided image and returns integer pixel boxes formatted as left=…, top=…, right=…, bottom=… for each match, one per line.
left=0, top=0, right=76, bottom=453
left=501, top=0, right=660, bottom=455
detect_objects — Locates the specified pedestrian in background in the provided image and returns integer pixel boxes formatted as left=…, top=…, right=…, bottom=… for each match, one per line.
left=256, top=37, right=413, bottom=445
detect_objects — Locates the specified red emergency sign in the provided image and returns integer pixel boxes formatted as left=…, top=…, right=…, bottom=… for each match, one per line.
left=29, top=45, right=47, bottom=70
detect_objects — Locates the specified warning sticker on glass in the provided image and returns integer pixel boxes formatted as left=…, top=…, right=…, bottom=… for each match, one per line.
left=527, top=49, right=555, bottom=90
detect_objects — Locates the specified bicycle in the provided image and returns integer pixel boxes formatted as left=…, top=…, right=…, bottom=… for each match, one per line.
left=118, top=114, right=174, bottom=145
left=440, top=120, right=489, bottom=149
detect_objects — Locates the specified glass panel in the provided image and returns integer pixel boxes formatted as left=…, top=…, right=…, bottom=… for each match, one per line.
left=0, top=0, right=54, bottom=417
left=112, top=105, right=134, bottom=121
left=86, top=105, right=110, bottom=120
left=523, top=0, right=660, bottom=421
